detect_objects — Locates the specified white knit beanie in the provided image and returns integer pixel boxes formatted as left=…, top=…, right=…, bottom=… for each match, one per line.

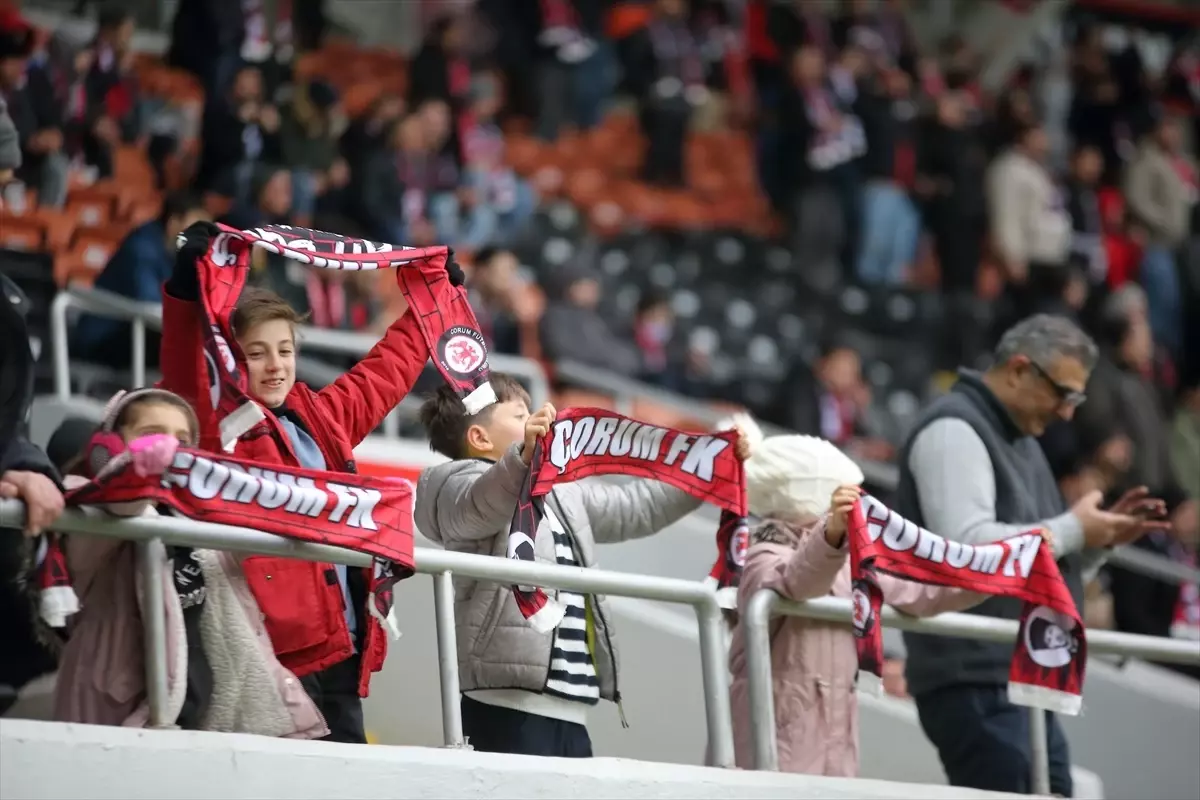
left=718, top=412, right=863, bottom=519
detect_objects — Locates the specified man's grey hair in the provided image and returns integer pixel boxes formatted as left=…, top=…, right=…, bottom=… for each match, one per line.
left=993, top=314, right=1099, bottom=371
left=1101, top=283, right=1147, bottom=325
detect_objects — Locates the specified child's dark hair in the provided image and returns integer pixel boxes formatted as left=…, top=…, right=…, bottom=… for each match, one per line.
left=419, top=374, right=531, bottom=460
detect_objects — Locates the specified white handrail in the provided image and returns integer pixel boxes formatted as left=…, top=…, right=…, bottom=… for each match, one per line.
left=742, top=588, right=1200, bottom=792
left=0, top=498, right=733, bottom=765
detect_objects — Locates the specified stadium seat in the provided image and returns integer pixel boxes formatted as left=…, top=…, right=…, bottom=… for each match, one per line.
left=0, top=214, right=46, bottom=251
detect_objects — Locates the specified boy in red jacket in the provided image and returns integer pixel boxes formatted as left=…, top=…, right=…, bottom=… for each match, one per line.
left=160, top=222, right=465, bottom=742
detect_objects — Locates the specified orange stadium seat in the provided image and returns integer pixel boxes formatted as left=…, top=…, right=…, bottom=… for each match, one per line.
left=0, top=211, right=49, bottom=250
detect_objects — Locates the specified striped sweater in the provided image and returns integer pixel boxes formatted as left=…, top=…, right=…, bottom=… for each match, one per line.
left=542, top=506, right=601, bottom=704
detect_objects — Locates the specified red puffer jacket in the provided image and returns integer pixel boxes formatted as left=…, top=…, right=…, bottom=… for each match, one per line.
left=160, top=291, right=428, bottom=696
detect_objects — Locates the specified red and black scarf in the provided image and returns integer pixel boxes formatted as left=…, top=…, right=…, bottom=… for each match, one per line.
left=198, top=223, right=496, bottom=453
left=507, top=408, right=747, bottom=632
left=850, top=494, right=1086, bottom=715
left=62, top=443, right=416, bottom=633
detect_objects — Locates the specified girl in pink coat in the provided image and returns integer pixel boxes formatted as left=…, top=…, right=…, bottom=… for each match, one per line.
left=727, top=430, right=987, bottom=777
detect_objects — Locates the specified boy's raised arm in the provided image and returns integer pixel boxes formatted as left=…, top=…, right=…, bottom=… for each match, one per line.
left=159, top=222, right=224, bottom=453
left=314, top=306, right=429, bottom=447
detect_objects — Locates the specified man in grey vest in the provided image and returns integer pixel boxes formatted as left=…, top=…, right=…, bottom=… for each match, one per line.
left=896, top=314, right=1166, bottom=796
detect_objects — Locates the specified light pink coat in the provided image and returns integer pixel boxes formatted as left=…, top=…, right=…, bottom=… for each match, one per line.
left=53, top=478, right=328, bottom=738
left=728, top=516, right=983, bottom=777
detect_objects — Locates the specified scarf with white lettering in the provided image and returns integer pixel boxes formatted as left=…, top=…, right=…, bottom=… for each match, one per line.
left=851, top=494, right=1086, bottom=715
left=508, top=407, right=747, bottom=632
left=63, top=445, right=415, bottom=634
left=197, top=223, right=495, bottom=453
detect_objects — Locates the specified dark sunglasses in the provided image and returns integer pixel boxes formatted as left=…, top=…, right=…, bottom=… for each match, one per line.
left=1028, top=360, right=1086, bottom=408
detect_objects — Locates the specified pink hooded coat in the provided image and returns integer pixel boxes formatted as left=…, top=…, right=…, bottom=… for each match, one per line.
left=728, top=515, right=983, bottom=776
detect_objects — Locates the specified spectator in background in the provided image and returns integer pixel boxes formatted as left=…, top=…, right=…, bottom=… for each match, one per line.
left=897, top=314, right=1164, bottom=796
left=623, top=0, right=704, bottom=188
left=407, top=13, right=470, bottom=118
left=855, top=65, right=920, bottom=287
left=1076, top=287, right=1195, bottom=538
left=461, top=71, right=537, bottom=248
left=279, top=79, right=348, bottom=228
left=539, top=263, right=640, bottom=375
left=530, top=0, right=608, bottom=141
left=769, top=337, right=892, bottom=463
left=1064, top=144, right=1108, bottom=287
left=1124, top=115, right=1192, bottom=359
left=632, top=289, right=688, bottom=391
left=339, top=93, right=404, bottom=178
left=73, top=193, right=210, bottom=370
left=1172, top=375, right=1200, bottom=518
left=357, top=115, right=437, bottom=246
left=917, top=89, right=989, bottom=368
left=84, top=3, right=139, bottom=178
left=221, top=163, right=292, bottom=230
left=1, top=24, right=69, bottom=209
left=468, top=246, right=524, bottom=356
left=168, top=0, right=247, bottom=101
left=779, top=43, right=865, bottom=269
left=0, top=95, right=18, bottom=189
left=198, top=65, right=280, bottom=200
left=986, top=122, right=1072, bottom=323
left=417, top=99, right=489, bottom=250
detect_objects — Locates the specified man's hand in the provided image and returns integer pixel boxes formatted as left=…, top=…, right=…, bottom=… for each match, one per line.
left=882, top=658, right=909, bottom=699
left=0, top=471, right=65, bottom=537
left=521, top=402, right=557, bottom=465
left=28, top=128, right=63, bottom=154
left=1072, top=489, right=1169, bottom=549
left=259, top=105, right=281, bottom=133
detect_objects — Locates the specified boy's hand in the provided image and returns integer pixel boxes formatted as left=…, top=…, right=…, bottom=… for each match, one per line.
left=824, top=484, right=862, bottom=547
left=521, top=402, right=557, bottom=465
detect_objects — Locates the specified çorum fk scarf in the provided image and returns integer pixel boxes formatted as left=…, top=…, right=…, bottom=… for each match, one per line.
left=197, top=223, right=496, bottom=453
left=507, top=407, right=748, bottom=632
left=850, top=494, right=1086, bottom=715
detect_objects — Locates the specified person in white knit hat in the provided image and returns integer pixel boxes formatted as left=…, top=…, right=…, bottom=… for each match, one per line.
left=725, top=422, right=989, bottom=777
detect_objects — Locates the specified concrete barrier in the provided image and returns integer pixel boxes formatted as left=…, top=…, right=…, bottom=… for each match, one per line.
left=1, top=719, right=1033, bottom=800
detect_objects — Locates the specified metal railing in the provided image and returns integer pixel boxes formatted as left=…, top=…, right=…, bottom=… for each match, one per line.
left=45, top=291, right=1196, bottom=587
left=0, top=498, right=735, bottom=766
left=49, top=287, right=551, bottom=437
left=743, top=589, right=1200, bottom=794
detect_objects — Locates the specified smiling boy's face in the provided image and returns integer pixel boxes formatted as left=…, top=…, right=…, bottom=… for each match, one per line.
left=239, top=318, right=297, bottom=409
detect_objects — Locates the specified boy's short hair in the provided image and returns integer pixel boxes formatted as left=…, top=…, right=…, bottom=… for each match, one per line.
left=419, top=374, right=531, bottom=460
left=232, top=286, right=307, bottom=340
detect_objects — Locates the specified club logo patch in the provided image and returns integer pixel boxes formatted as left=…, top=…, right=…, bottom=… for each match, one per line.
left=437, top=326, right=488, bottom=379
left=851, top=582, right=874, bottom=639
left=1024, top=605, right=1079, bottom=669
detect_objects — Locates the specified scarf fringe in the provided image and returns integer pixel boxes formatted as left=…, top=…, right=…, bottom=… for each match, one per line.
left=39, top=585, right=81, bottom=629
left=462, top=382, right=498, bottom=416
left=1007, top=681, right=1083, bottom=716
left=219, top=401, right=266, bottom=453
left=527, top=598, right=567, bottom=634
left=856, top=669, right=883, bottom=698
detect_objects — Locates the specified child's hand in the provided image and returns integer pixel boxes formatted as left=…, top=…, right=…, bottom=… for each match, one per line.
left=824, top=484, right=863, bottom=547
left=1037, top=528, right=1054, bottom=556
left=522, top=403, right=557, bottom=465
left=733, top=426, right=753, bottom=461
left=128, top=434, right=180, bottom=478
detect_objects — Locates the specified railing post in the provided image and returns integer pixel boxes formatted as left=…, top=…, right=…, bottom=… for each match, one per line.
left=138, top=538, right=175, bottom=729
left=745, top=589, right=780, bottom=771
left=696, top=599, right=736, bottom=768
left=1029, top=708, right=1051, bottom=795
left=432, top=570, right=466, bottom=748
left=51, top=292, right=73, bottom=402
left=131, top=318, right=147, bottom=389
